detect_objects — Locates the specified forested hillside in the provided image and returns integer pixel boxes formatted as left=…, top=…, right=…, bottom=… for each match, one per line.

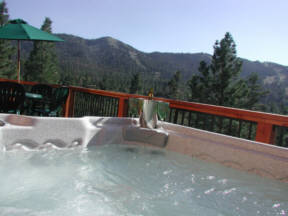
left=16, top=33, right=288, bottom=113
left=52, top=34, right=288, bottom=81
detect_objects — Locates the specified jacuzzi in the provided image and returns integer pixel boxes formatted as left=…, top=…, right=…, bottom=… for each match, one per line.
left=0, top=114, right=287, bottom=215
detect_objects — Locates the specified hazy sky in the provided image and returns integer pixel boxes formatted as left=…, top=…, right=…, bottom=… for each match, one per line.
left=4, top=0, right=288, bottom=66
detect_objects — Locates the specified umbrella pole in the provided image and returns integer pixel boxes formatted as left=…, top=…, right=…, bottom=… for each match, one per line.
left=17, top=40, right=20, bottom=82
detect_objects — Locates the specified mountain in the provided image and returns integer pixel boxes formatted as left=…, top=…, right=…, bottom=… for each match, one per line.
left=53, top=34, right=288, bottom=84
left=19, top=33, right=288, bottom=107
left=54, top=34, right=212, bottom=80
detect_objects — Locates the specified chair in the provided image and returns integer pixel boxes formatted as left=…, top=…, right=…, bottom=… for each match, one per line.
left=30, top=84, right=52, bottom=98
left=29, top=84, right=53, bottom=115
left=48, top=87, right=69, bottom=116
left=31, top=87, right=69, bottom=117
left=0, top=82, right=25, bottom=114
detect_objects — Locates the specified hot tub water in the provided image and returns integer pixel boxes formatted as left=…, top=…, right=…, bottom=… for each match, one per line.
left=0, top=144, right=287, bottom=216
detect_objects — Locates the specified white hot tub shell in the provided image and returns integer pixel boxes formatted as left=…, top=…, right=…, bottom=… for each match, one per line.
left=0, top=114, right=287, bottom=182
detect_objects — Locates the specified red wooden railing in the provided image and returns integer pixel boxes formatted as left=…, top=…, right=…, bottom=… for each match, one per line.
left=2, top=78, right=288, bottom=145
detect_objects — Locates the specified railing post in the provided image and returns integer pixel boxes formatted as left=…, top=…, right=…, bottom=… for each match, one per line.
left=64, top=88, right=75, bottom=117
left=117, top=97, right=128, bottom=117
left=255, top=122, right=275, bottom=144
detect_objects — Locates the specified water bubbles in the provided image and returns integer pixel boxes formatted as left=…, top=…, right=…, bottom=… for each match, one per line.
left=218, top=178, right=227, bottom=185
left=204, top=188, right=215, bottom=195
left=242, top=196, right=247, bottom=202
left=163, top=170, right=172, bottom=175
left=191, top=174, right=196, bottom=184
left=71, top=139, right=82, bottom=147
left=164, top=184, right=169, bottom=190
left=75, top=182, right=86, bottom=191
left=222, top=188, right=236, bottom=195
left=206, top=176, right=215, bottom=180
left=183, top=188, right=194, bottom=193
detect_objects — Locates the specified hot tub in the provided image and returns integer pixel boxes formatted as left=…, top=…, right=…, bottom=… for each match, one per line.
left=0, top=114, right=287, bottom=215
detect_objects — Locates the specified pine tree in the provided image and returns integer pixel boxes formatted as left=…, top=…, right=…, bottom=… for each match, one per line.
left=0, top=1, right=16, bottom=79
left=98, top=75, right=107, bottom=90
left=167, top=71, right=181, bottom=99
left=188, top=32, right=266, bottom=109
left=129, top=72, right=141, bottom=94
left=24, top=17, right=60, bottom=83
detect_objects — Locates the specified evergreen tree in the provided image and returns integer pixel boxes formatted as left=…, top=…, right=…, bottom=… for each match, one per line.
left=98, top=75, right=107, bottom=90
left=188, top=32, right=266, bottom=109
left=0, top=1, right=9, bottom=27
left=262, top=83, right=287, bottom=114
left=235, top=72, right=268, bottom=109
left=0, top=1, right=16, bottom=79
left=167, top=70, right=181, bottom=99
left=24, top=17, right=60, bottom=83
left=129, top=72, right=141, bottom=94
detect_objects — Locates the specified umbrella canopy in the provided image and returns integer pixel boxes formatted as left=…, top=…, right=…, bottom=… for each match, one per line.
left=0, top=19, right=63, bottom=81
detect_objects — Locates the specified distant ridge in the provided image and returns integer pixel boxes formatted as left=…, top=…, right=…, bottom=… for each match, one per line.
left=53, top=34, right=288, bottom=82
left=19, top=33, right=288, bottom=99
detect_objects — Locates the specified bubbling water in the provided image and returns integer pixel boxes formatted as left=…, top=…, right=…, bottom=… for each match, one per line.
left=0, top=144, right=287, bottom=216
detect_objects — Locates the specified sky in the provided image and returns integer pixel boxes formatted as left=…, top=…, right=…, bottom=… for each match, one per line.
left=4, top=0, right=288, bottom=66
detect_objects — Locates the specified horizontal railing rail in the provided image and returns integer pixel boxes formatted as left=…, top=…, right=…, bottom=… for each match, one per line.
left=168, top=108, right=258, bottom=141
left=1, top=78, right=288, bottom=147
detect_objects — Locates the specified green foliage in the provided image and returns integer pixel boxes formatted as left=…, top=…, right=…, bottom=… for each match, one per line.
left=129, top=72, right=141, bottom=94
left=0, top=1, right=16, bottom=79
left=167, top=70, right=181, bottom=99
left=0, top=1, right=9, bottom=26
left=188, top=32, right=266, bottom=109
left=236, top=72, right=268, bottom=109
left=13, top=32, right=288, bottom=114
left=261, top=82, right=288, bottom=114
left=24, top=17, right=60, bottom=84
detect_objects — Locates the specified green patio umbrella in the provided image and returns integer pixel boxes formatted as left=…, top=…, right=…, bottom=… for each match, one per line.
left=0, top=19, right=64, bottom=82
